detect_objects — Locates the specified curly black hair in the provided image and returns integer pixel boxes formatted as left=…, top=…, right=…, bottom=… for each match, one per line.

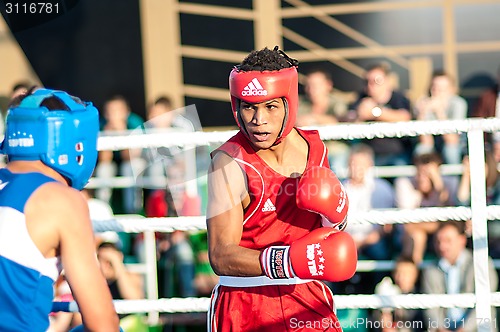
left=236, top=46, right=299, bottom=71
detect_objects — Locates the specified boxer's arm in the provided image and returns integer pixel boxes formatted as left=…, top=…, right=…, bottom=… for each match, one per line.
left=45, top=185, right=119, bottom=332
left=206, top=152, right=262, bottom=277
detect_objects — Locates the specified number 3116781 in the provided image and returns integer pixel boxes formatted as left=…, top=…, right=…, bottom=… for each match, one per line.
left=5, top=2, right=59, bottom=14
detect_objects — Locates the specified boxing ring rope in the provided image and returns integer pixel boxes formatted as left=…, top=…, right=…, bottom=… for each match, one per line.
left=73, top=118, right=499, bottom=330
left=97, top=118, right=500, bottom=151
left=93, top=205, right=500, bottom=233
left=52, top=292, right=500, bottom=314
left=86, top=164, right=465, bottom=189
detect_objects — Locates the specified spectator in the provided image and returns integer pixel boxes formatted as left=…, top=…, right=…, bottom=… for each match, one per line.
left=140, top=96, right=202, bottom=212
left=296, top=69, right=352, bottom=174
left=456, top=152, right=500, bottom=257
left=342, top=144, right=397, bottom=293
left=343, top=144, right=396, bottom=260
left=296, top=69, right=349, bottom=126
left=374, top=257, right=424, bottom=332
left=456, top=152, right=500, bottom=207
left=142, top=96, right=195, bottom=171
left=97, top=242, right=144, bottom=300
left=414, top=70, right=467, bottom=165
left=95, top=95, right=145, bottom=214
left=97, top=242, right=146, bottom=331
left=159, top=231, right=196, bottom=298
left=422, top=221, right=498, bottom=332
left=83, top=188, right=114, bottom=219
left=141, top=186, right=196, bottom=299
left=190, top=231, right=219, bottom=297
left=351, top=62, right=412, bottom=167
left=142, top=97, right=194, bottom=187
left=395, top=153, right=457, bottom=264
left=145, top=96, right=195, bottom=131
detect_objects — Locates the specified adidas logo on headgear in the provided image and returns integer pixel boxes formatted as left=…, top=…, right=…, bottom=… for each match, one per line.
left=262, top=198, right=276, bottom=212
left=241, top=78, right=268, bottom=97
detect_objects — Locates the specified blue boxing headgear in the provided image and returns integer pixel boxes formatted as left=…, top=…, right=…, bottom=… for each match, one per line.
left=1, top=89, right=99, bottom=190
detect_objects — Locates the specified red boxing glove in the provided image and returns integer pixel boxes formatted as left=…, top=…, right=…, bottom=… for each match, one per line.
left=296, top=166, right=349, bottom=230
left=260, top=228, right=357, bottom=282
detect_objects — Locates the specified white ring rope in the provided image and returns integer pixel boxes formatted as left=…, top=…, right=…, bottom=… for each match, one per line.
left=97, top=118, right=500, bottom=150
left=86, top=164, right=465, bottom=189
left=53, top=292, right=500, bottom=313
left=92, top=205, right=500, bottom=233
left=93, top=215, right=207, bottom=233
left=98, top=130, right=236, bottom=151
left=315, top=118, right=500, bottom=141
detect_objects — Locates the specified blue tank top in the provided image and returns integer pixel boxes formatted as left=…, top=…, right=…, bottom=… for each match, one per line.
left=0, top=169, right=61, bottom=332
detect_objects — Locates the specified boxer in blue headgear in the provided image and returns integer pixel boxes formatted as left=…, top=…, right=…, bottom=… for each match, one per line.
left=2, top=88, right=99, bottom=190
left=0, top=88, right=121, bottom=332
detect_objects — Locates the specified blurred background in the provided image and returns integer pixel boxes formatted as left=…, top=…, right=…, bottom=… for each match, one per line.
left=1, top=0, right=499, bottom=127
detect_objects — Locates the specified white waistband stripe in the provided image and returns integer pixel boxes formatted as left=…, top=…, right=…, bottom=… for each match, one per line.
left=218, top=276, right=313, bottom=287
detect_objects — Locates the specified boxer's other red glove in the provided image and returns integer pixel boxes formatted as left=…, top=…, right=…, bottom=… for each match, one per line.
left=260, top=228, right=357, bottom=282
left=296, top=166, right=348, bottom=230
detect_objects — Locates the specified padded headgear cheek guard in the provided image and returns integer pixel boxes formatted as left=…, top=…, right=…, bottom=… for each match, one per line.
left=0, top=89, right=99, bottom=190
left=229, top=66, right=298, bottom=145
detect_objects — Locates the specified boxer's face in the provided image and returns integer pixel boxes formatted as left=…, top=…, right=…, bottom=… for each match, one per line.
left=239, top=98, right=286, bottom=149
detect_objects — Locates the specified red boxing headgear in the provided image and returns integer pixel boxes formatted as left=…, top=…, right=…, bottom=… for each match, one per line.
left=229, top=66, right=298, bottom=145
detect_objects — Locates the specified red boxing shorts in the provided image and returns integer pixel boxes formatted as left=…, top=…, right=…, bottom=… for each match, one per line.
left=208, top=276, right=342, bottom=331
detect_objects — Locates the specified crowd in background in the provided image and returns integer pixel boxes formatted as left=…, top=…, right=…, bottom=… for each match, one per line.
left=3, top=61, right=500, bottom=331
left=294, top=62, right=500, bottom=332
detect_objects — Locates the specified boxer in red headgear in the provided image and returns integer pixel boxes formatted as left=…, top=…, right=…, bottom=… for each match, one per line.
left=229, top=64, right=298, bottom=146
left=206, top=47, right=357, bottom=332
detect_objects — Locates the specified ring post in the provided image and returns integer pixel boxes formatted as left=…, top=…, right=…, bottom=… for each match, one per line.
left=468, top=129, right=492, bottom=332
left=144, top=230, right=159, bottom=325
